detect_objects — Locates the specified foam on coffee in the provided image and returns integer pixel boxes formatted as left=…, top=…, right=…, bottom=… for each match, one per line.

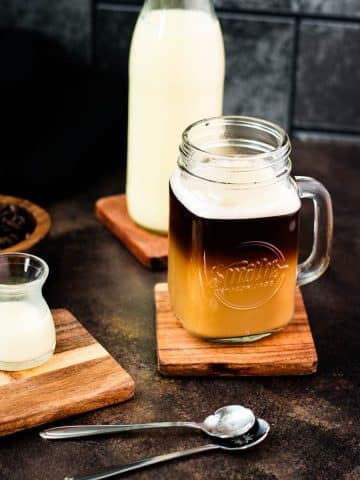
left=170, top=163, right=300, bottom=220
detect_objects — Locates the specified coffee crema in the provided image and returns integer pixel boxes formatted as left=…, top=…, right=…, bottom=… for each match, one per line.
left=168, top=184, right=300, bottom=340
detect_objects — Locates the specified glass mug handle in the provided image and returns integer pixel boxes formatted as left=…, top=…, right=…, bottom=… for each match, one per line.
left=295, top=176, right=333, bottom=286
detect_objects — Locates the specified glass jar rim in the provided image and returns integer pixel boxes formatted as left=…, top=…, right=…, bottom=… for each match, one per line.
left=0, top=252, right=49, bottom=290
left=180, top=115, right=291, bottom=170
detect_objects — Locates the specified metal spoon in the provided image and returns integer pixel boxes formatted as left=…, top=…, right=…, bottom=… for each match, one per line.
left=64, top=418, right=269, bottom=480
left=40, top=405, right=255, bottom=440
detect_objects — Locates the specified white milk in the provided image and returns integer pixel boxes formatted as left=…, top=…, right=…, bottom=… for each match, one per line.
left=126, top=8, right=225, bottom=233
left=0, top=301, right=56, bottom=363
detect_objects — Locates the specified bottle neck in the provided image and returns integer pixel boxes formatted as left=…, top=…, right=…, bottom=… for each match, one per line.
left=142, top=0, right=216, bottom=15
left=179, top=116, right=292, bottom=188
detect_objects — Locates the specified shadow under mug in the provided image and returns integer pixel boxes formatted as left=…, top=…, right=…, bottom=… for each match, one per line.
left=168, top=116, right=333, bottom=342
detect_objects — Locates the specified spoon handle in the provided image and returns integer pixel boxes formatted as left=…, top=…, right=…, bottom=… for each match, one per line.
left=40, top=422, right=201, bottom=440
left=64, top=444, right=218, bottom=480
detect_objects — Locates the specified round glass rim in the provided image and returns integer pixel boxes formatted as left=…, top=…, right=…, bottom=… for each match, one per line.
left=180, top=115, right=291, bottom=169
left=0, top=252, right=49, bottom=289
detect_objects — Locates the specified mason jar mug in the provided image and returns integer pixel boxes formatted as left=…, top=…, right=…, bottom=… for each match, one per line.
left=168, top=116, right=333, bottom=342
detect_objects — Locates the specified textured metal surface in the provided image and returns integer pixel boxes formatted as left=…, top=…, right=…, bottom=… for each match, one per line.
left=0, top=140, right=358, bottom=479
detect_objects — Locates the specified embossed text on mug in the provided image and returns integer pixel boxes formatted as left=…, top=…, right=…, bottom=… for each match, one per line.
left=206, top=241, right=289, bottom=310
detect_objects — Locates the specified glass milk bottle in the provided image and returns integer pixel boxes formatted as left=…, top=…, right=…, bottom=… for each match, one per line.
left=126, top=0, right=225, bottom=233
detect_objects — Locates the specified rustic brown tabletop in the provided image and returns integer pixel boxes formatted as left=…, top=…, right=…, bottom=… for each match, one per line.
left=1, top=140, right=359, bottom=480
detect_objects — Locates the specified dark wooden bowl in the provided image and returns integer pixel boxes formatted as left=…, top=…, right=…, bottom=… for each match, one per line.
left=0, top=194, right=51, bottom=253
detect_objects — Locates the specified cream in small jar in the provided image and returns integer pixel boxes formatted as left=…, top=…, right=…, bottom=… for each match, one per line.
left=0, top=253, right=56, bottom=371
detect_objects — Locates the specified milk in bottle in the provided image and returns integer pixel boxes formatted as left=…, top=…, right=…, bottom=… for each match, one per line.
left=126, top=1, right=225, bottom=233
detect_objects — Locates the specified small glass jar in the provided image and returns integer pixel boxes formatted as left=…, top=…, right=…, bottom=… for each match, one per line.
left=0, top=252, right=56, bottom=370
left=168, top=116, right=333, bottom=342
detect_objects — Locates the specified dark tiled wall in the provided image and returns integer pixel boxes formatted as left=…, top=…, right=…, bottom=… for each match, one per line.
left=1, top=0, right=359, bottom=139
left=214, top=0, right=360, bottom=18
left=0, top=0, right=91, bottom=62
left=294, top=21, right=360, bottom=133
left=220, top=14, right=295, bottom=127
left=95, top=5, right=138, bottom=74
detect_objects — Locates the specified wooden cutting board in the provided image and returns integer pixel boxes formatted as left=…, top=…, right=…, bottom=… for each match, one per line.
left=96, top=194, right=168, bottom=270
left=0, top=309, right=135, bottom=437
left=155, top=283, right=317, bottom=376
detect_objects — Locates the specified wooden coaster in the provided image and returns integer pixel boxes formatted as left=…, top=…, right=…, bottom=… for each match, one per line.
left=96, top=194, right=168, bottom=270
left=0, top=309, right=135, bottom=437
left=155, top=283, right=317, bottom=376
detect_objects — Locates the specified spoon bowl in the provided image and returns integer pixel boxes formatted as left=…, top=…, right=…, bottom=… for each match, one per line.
left=202, top=404, right=256, bottom=438
left=214, top=418, right=270, bottom=450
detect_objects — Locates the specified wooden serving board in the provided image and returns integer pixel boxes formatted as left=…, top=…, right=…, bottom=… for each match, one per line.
left=96, top=194, right=168, bottom=270
left=155, top=283, right=317, bottom=376
left=0, top=309, right=135, bottom=437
